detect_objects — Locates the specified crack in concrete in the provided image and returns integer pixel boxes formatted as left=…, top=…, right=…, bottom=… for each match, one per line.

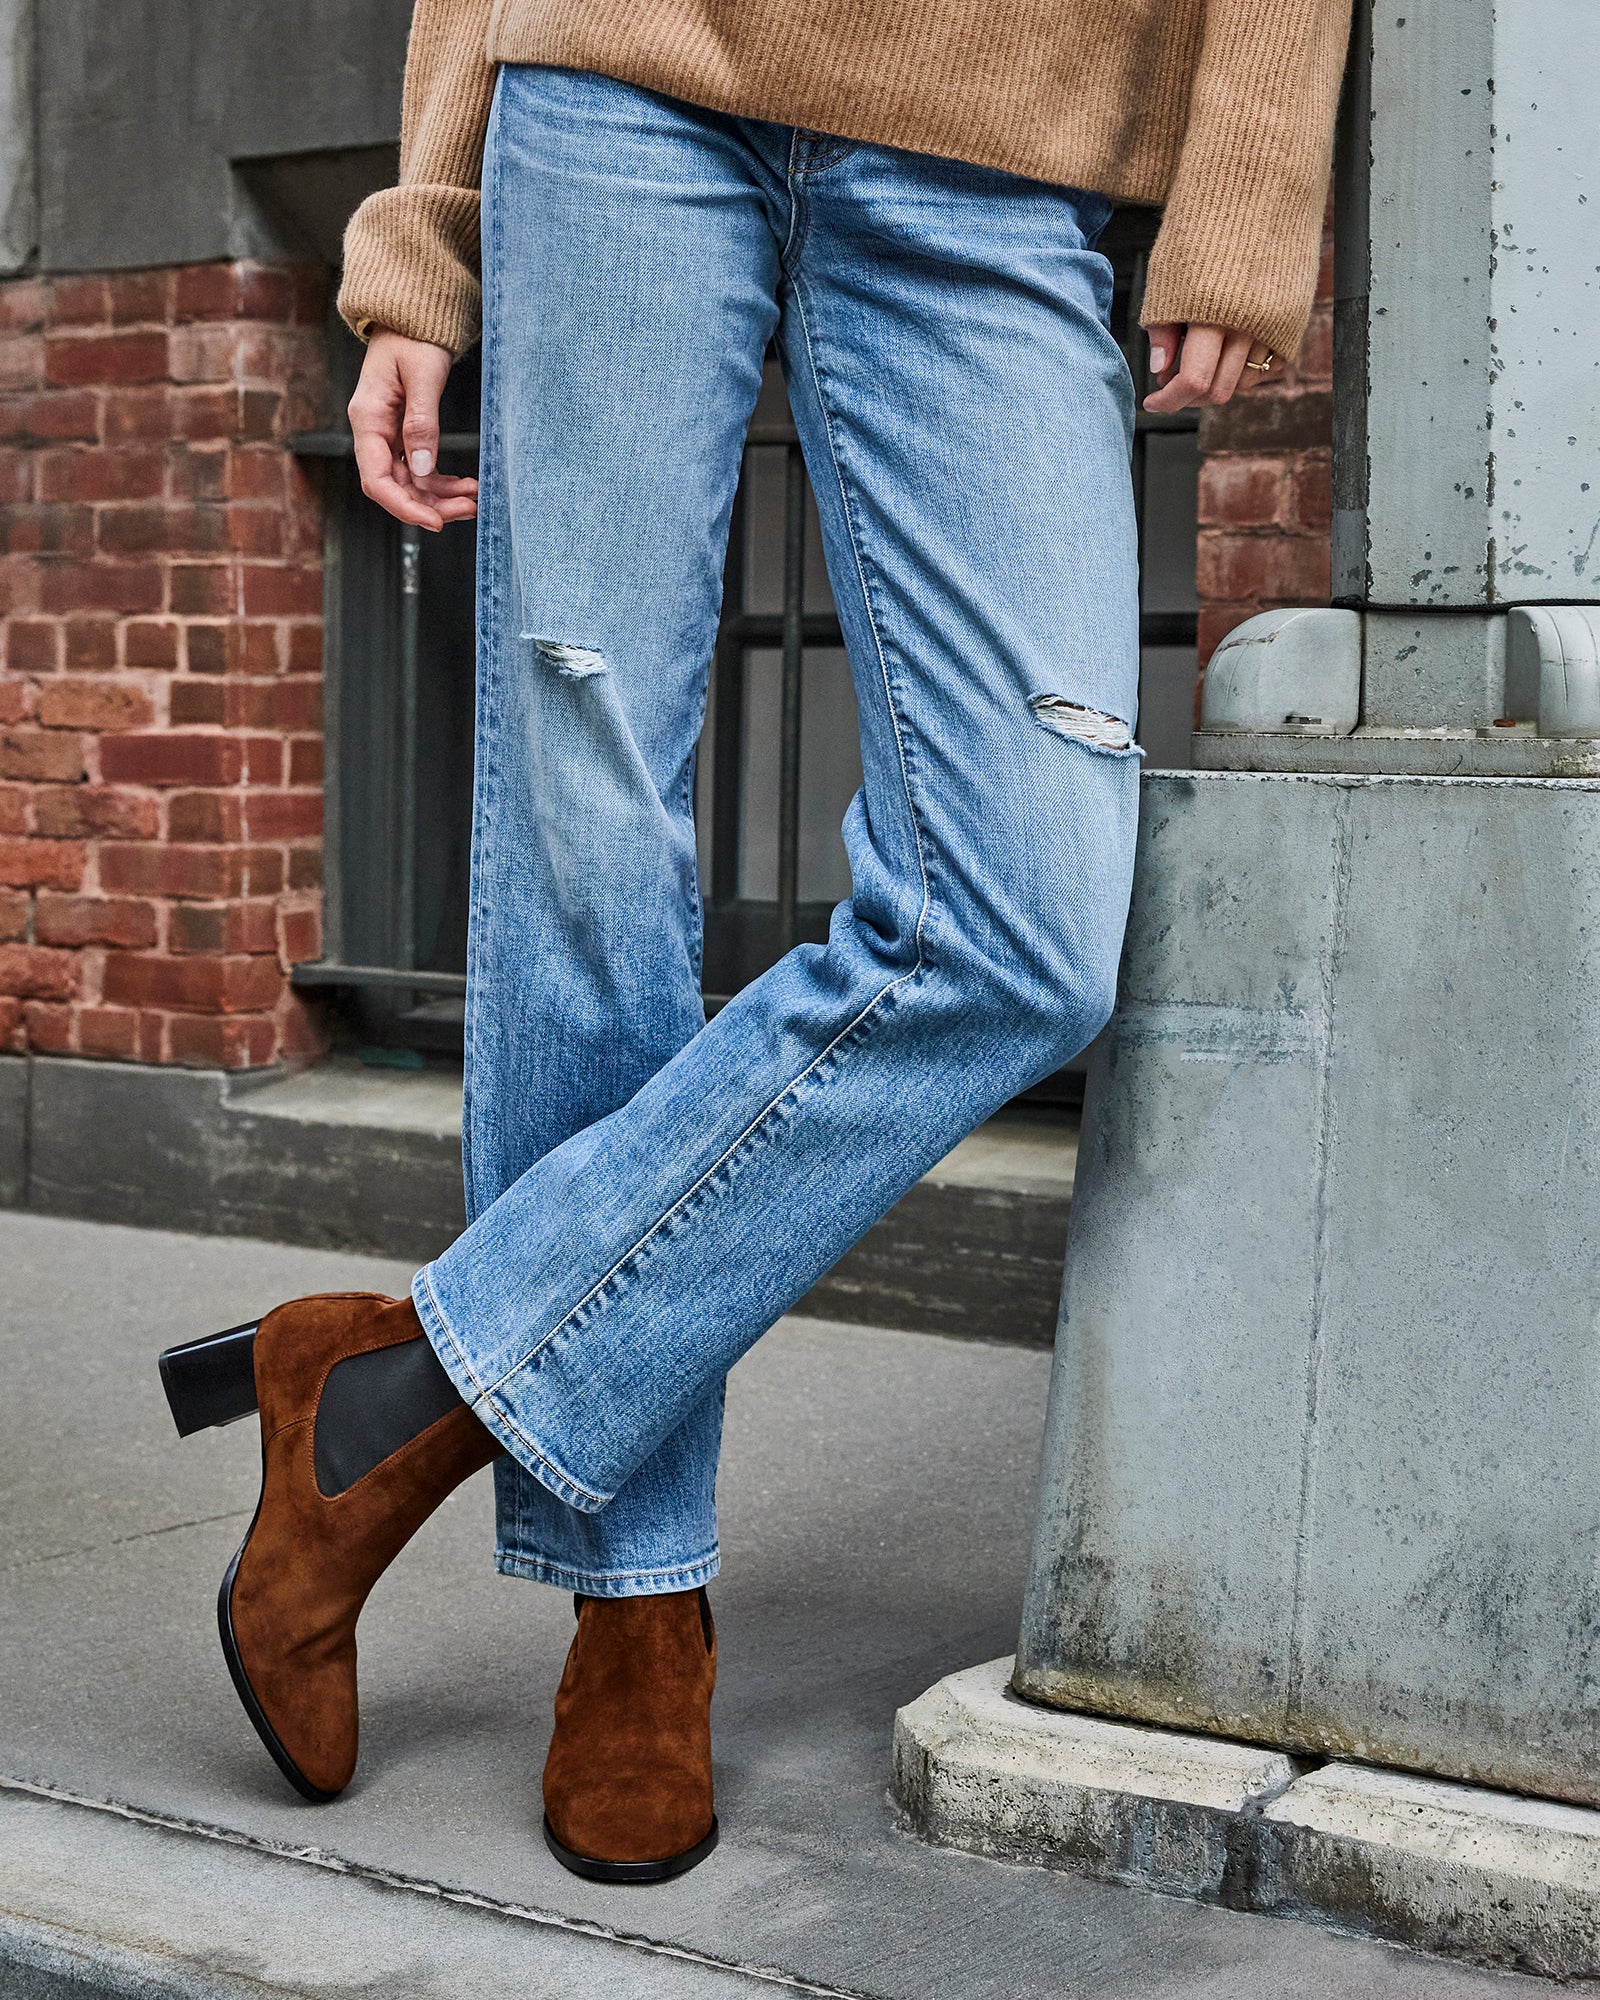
left=1285, top=784, right=1355, bottom=1724
left=0, top=1777, right=880, bottom=2000
left=0, top=1507, right=253, bottom=1577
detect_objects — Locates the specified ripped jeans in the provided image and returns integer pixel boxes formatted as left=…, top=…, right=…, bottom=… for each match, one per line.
left=412, top=63, right=1143, bottom=1595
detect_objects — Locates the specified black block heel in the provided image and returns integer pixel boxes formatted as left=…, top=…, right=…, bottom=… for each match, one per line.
left=159, top=1321, right=261, bottom=1437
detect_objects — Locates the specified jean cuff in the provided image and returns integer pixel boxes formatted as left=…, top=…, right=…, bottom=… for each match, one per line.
left=411, top=1264, right=611, bottom=1515
left=493, top=1547, right=722, bottom=1597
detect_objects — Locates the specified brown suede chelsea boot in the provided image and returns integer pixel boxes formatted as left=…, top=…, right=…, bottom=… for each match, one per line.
left=543, top=1588, right=719, bottom=1882
left=159, top=1292, right=502, bottom=1801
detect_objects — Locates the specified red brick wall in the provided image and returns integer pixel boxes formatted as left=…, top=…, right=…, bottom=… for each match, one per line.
left=0, top=261, right=330, bottom=1069
left=1195, top=214, right=1335, bottom=680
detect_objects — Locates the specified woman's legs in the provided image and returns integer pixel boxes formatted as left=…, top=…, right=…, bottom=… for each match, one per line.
left=463, top=66, right=781, bottom=1596
left=422, top=72, right=1142, bottom=1537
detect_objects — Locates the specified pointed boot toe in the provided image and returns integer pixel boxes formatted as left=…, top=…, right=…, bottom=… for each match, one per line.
left=168, top=1291, right=501, bottom=1801
left=542, top=1588, right=719, bottom=1882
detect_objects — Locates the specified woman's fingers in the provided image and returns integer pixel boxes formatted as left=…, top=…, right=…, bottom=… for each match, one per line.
left=1145, top=322, right=1182, bottom=385
left=396, top=338, right=450, bottom=480
left=1142, top=324, right=1280, bottom=412
left=1142, top=323, right=1223, bottom=413
left=1206, top=329, right=1256, bottom=407
left=348, top=329, right=477, bottom=529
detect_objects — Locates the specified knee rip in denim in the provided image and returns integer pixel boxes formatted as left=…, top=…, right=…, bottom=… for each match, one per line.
left=1027, top=693, right=1139, bottom=755
left=532, top=637, right=607, bottom=679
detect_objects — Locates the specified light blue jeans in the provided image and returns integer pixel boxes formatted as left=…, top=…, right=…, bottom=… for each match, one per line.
left=413, top=64, right=1142, bottom=1596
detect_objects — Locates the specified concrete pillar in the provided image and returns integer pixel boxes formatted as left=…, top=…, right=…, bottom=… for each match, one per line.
left=0, top=0, right=37, bottom=273
left=897, top=3, right=1600, bottom=1965
left=1013, top=0, right=1600, bottom=1786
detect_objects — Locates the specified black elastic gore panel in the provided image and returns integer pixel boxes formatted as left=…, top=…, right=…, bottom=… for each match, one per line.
left=314, top=1335, right=464, bottom=1497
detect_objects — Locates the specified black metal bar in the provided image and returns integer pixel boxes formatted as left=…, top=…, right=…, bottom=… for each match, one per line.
left=722, top=611, right=842, bottom=647
left=744, top=421, right=803, bottom=448
left=289, top=430, right=482, bottom=458
left=710, top=481, right=748, bottom=908
left=1140, top=612, right=1199, bottom=648
left=776, top=446, right=806, bottom=953
left=290, top=961, right=467, bottom=996
left=1129, top=248, right=1151, bottom=593
left=396, top=525, right=421, bottom=972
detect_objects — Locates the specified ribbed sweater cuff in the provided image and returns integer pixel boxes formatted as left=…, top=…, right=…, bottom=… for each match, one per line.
left=338, top=184, right=484, bottom=358
left=1139, top=189, right=1325, bottom=361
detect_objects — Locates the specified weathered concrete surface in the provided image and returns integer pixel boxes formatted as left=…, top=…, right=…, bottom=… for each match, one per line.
left=0, top=1055, right=1074, bottom=1342
left=1016, top=769, right=1600, bottom=1805
left=0, top=0, right=35, bottom=272
left=35, top=1, right=409, bottom=273
left=1333, top=0, right=1600, bottom=613
left=0, top=1212, right=1538, bottom=1999
left=898, top=1659, right=1600, bottom=1978
left=0, top=1054, right=25, bottom=1207
left=20, top=1056, right=467, bottom=1261
left=1262, top=1763, right=1600, bottom=1981
left=892, top=1657, right=1297, bottom=1899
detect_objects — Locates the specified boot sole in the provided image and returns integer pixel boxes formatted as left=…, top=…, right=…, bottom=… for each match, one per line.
left=542, top=1813, right=719, bottom=1884
left=217, top=1519, right=341, bottom=1806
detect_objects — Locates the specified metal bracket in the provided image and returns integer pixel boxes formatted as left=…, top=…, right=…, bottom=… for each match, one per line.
left=1198, top=609, right=1362, bottom=737
left=1505, top=607, right=1600, bottom=738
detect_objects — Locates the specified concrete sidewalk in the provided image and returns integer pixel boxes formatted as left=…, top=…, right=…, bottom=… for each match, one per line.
left=0, top=1212, right=1576, bottom=1997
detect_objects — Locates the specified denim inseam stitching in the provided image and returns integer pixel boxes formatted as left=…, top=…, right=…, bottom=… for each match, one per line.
left=790, top=271, right=935, bottom=978
left=468, top=277, right=939, bottom=1419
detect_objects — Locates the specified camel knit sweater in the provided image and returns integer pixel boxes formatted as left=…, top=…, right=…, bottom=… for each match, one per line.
left=339, top=0, right=1351, bottom=365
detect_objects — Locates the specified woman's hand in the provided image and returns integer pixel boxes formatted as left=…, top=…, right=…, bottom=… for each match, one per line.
left=1142, top=322, right=1278, bottom=414
left=347, top=328, right=480, bottom=530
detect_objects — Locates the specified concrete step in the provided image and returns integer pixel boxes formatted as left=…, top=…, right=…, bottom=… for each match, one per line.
left=0, top=1055, right=1074, bottom=1344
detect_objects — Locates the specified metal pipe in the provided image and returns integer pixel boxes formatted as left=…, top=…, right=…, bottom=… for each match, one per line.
left=711, top=480, right=749, bottom=908
left=397, top=524, right=421, bottom=972
left=777, top=446, right=805, bottom=953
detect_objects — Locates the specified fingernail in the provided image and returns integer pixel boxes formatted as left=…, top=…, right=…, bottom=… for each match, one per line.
left=410, top=449, right=434, bottom=477
left=1150, top=347, right=1168, bottom=373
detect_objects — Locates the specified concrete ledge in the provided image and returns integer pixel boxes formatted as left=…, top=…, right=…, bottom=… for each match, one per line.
left=1262, top=1764, right=1600, bottom=1980
left=892, top=1658, right=1297, bottom=1902
left=893, top=1657, right=1600, bottom=1977
left=0, top=1055, right=1073, bottom=1339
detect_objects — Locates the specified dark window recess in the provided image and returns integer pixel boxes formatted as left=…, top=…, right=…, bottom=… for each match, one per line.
left=293, top=209, right=1196, bottom=1081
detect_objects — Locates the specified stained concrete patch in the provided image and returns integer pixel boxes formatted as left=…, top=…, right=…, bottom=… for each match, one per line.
left=1263, top=1762, right=1600, bottom=1980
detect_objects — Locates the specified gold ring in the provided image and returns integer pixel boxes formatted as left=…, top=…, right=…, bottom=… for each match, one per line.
left=1244, top=351, right=1277, bottom=372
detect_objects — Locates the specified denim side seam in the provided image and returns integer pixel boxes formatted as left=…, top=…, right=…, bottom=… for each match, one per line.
left=789, top=271, right=935, bottom=964
left=414, top=1266, right=612, bottom=1512
left=494, top=1549, right=721, bottom=1595
left=461, top=84, right=507, bottom=1230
